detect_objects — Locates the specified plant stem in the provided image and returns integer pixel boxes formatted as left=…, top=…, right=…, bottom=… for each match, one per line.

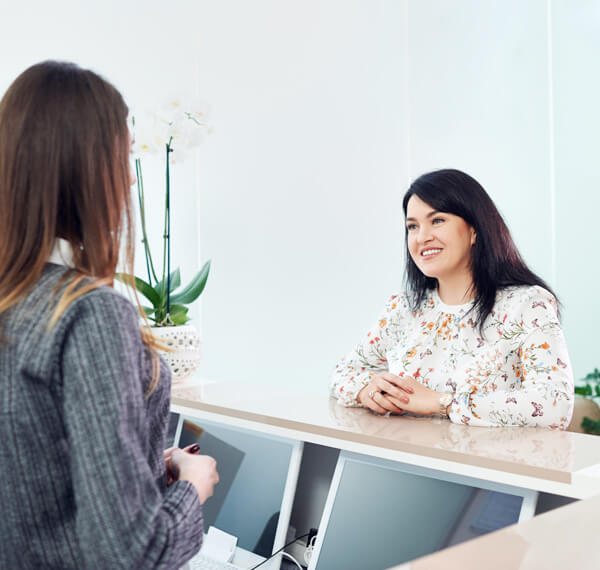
left=159, top=137, right=174, bottom=325
left=166, top=139, right=172, bottom=317
left=136, top=159, right=159, bottom=285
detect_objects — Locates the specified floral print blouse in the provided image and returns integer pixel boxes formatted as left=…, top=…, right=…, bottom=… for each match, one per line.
left=329, top=286, right=574, bottom=429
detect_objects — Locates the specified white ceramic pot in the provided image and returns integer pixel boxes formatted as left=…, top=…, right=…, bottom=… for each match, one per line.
left=151, top=324, right=202, bottom=385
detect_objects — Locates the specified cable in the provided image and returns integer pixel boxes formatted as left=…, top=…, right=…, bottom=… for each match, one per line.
left=249, top=532, right=310, bottom=570
left=281, top=551, right=303, bottom=570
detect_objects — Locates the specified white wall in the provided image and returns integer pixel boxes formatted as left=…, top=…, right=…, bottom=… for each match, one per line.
left=194, top=0, right=409, bottom=388
left=0, top=0, right=205, bottom=320
left=407, top=0, right=553, bottom=282
left=194, top=0, right=600, bottom=388
left=1, top=0, right=598, bottom=388
left=552, top=0, right=600, bottom=382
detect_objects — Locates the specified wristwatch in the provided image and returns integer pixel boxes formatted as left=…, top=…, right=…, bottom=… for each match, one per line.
left=438, top=393, right=453, bottom=418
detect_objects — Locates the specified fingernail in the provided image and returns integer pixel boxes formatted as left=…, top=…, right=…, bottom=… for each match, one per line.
left=189, top=444, right=200, bottom=454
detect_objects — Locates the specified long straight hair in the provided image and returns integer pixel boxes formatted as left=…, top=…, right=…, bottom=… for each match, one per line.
left=0, top=61, right=161, bottom=394
left=402, top=169, right=558, bottom=327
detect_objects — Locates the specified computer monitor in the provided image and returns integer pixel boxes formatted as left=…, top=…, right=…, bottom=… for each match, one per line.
left=173, top=414, right=303, bottom=560
left=309, top=451, right=537, bottom=570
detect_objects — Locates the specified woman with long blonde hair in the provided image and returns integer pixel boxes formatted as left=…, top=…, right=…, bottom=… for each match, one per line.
left=0, top=61, right=218, bottom=568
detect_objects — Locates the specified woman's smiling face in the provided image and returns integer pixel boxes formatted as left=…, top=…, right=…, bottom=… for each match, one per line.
left=405, top=194, right=476, bottom=283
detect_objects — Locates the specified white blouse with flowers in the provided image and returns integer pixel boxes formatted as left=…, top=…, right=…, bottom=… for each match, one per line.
left=329, top=286, right=574, bottom=429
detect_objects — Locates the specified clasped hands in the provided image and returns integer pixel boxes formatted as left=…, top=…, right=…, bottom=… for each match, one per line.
left=356, top=372, right=441, bottom=416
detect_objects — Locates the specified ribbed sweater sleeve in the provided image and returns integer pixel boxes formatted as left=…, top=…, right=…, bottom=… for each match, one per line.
left=58, top=291, right=203, bottom=569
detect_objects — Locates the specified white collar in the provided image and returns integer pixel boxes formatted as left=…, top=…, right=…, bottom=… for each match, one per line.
left=48, top=238, right=75, bottom=268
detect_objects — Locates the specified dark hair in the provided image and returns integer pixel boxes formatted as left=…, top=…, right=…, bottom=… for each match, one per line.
left=402, top=169, right=558, bottom=327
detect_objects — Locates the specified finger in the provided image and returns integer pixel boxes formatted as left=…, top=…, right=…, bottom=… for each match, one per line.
left=373, top=378, right=412, bottom=400
left=379, top=393, right=406, bottom=413
left=164, top=446, right=178, bottom=458
left=376, top=393, right=405, bottom=413
left=364, top=392, right=389, bottom=414
left=385, top=394, right=408, bottom=412
left=372, top=391, right=403, bottom=413
left=183, top=443, right=201, bottom=454
left=376, top=373, right=415, bottom=393
left=169, top=449, right=185, bottom=476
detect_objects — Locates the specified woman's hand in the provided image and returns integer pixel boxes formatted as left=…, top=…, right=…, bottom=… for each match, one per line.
left=383, top=375, right=443, bottom=416
left=169, top=449, right=220, bottom=504
left=357, top=373, right=442, bottom=416
left=164, top=444, right=201, bottom=486
left=164, top=447, right=178, bottom=486
left=357, top=372, right=413, bottom=414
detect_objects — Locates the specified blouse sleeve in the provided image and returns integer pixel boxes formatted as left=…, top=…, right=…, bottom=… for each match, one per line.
left=60, top=292, right=204, bottom=569
left=450, top=287, right=574, bottom=429
left=329, top=294, right=408, bottom=406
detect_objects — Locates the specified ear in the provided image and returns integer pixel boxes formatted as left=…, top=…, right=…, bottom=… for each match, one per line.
left=470, top=228, right=477, bottom=246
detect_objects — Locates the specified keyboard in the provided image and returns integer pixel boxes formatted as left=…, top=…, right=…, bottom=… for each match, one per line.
left=186, top=552, right=245, bottom=570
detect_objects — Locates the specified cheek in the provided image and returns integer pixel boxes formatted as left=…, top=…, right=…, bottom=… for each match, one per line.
left=407, top=235, right=419, bottom=260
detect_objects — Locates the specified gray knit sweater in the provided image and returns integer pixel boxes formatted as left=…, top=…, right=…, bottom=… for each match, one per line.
left=0, top=263, right=204, bottom=569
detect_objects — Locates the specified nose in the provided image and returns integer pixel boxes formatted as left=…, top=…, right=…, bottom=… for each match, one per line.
left=417, top=225, right=433, bottom=244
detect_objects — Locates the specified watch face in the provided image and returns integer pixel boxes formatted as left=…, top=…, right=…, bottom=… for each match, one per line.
left=440, top=393, right=452, bottom=406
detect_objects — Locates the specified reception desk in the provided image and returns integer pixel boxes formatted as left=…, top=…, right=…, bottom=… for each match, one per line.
left=172, top=380, right=600, bottom=499
left=390, top=492, right=600, bottom=570
left=172, top=380, right=600, bottom=568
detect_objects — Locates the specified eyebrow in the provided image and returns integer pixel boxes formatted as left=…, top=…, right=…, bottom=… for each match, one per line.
left=405, top=210, right=442, bottom=222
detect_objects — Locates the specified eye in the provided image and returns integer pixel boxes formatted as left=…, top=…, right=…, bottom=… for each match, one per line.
left=406, top=223, right=418, bottom=231
left=432, top=217, right=445, bottom=225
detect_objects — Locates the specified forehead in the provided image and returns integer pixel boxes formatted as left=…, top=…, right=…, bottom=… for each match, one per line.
left=405, top=195, right=437, bottom=218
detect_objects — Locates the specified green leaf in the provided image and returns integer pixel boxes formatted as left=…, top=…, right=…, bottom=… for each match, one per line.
left=116, top=273, right=161, bottom=307
left=168, top=304, right=190, bottom=326
left=582, top=416, right=600, bottom=435
left=170, top=260, right=210, bottom=305
left=154, top=268, right=181, bottom=296
left=142, top=306, right=155, bottom=316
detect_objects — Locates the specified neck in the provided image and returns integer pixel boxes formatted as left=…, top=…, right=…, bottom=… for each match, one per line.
left=48, top=238, right=75, bottom=268
left=437, top=273, right=475, bottom=305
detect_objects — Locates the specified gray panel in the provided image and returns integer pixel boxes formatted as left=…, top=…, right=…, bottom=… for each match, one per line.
left=180, top=417, right=294, bottom=553
left=315, top=459, right=474, bottom=570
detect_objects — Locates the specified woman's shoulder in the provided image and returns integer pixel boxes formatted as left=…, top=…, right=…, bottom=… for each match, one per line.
left=63, top=286, right=140, bottom=332
left=495, top=285, right=559, bottom=315
left=34, top=266, right=140, bottom=332
left=384, top=292, right=409, bottom=308
left=382, top=290, right=436, bottom=317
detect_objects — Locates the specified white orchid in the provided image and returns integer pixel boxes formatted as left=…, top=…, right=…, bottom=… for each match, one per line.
left=120, top=96, right=212, bottom=326
left=131, top=97, right=211, bottom=161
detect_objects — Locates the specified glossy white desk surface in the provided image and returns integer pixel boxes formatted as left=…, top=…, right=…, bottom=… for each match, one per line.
left=391, top=491, right=600, bottom=570
left=171, top=381, right=600, bottom=498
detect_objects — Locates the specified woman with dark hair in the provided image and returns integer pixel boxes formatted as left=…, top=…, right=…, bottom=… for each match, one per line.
left=330, top=169, right=574, bottom=429
left=0, top=61, right=218, bottom=568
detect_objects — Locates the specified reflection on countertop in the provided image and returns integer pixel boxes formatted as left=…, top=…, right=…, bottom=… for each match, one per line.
left=327, top=399, right=575, bottom=473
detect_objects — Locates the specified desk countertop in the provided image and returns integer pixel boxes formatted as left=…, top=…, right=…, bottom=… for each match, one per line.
left=171, top=381, right=600, bottom=498
left=390, top=491, right=600, bottom=570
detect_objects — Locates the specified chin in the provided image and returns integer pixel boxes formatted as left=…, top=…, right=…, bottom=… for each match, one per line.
left=417, top=266, right=440, bottom=279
